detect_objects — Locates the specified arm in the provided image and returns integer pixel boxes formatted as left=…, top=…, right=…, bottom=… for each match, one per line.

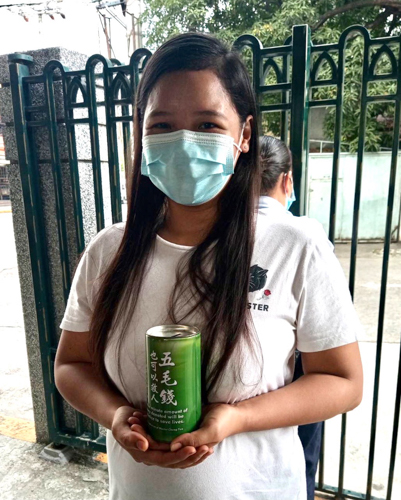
left=168, top=341, right=363, bottom=450
left=233, top=341, right=362, bottom=434
left=55, top=329, right=211, bottom=467
left=54, top=329, right=131, bottom=430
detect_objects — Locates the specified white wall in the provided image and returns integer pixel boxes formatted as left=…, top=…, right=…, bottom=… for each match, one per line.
left=307, top=152, right=401, bottom=241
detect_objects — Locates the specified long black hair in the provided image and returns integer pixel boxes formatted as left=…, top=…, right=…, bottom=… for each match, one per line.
left=259, top=136, right=292, bottom=194
left=89, top=32, right=261, bottom=403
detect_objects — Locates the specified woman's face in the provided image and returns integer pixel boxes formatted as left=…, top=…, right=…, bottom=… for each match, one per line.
left=143, top=69, right=252, bottom=161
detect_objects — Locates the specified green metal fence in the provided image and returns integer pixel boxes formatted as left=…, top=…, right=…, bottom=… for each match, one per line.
left=7, top=24, right=401, bottom=500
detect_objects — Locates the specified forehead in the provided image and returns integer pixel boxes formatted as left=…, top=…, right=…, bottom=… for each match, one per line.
left=144, top=69, right=237, bottom=119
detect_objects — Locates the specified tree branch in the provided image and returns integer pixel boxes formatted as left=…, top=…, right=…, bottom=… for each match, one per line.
left=312, top=0, right=401, bottom=31
left=366, top=8, right=390, bottom=29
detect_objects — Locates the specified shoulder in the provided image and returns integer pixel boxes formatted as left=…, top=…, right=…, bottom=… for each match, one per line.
left=256, top=212, right=331, bottom=245
left=85, top=222, right=126, bottom=270
left=255, top=212, right=334, bottom=265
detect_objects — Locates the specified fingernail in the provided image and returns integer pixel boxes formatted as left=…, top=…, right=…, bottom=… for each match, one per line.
left=171, top=443, right=182, bottom=452
left=136, top=441, right=145, bottom=451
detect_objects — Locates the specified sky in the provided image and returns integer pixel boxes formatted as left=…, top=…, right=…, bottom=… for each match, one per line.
left=0, top=0, right=137, bottom=61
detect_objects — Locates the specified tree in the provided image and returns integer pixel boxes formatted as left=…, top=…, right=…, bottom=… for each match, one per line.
left=141, top=0, right=401, bottom=47
left=313, top=36, right=398, bottom=152
left=141, top=0, right=401, bottom=151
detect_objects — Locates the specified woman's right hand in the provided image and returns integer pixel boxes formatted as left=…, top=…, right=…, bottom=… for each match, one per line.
left=112, top=406, right=213, bottom=468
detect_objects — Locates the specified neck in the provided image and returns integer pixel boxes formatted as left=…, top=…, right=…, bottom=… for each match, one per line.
left=158, top=199, right=218, bottom=246
left=266, top=185, right=286, bottom=207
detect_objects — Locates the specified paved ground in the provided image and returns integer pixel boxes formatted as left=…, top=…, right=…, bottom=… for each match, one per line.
left=0, top=435, right=109, bottom=500
left=0, top=204, right=400, bottom=500
left=0, top=207, right=109, bottom=499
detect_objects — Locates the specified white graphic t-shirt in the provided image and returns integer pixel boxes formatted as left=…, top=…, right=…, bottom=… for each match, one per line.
left=60, top=196, right=361, bottom=500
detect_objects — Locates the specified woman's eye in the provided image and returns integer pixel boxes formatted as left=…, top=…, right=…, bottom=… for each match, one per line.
left=199, top=122, right=218, bottom=130
left=152, top=123, right=170, bottom=129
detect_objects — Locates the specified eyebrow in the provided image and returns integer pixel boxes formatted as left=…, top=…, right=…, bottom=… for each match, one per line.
left=147, top=110, right=172, bottom=118
left=195, top=110, right=228, bottom=120
left=147, top=110, right=228, bottom=120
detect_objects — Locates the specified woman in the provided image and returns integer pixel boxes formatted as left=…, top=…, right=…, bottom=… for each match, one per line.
left=55, top=33, right=363, bottom=500
left=259, top=135, right=323, bottom=500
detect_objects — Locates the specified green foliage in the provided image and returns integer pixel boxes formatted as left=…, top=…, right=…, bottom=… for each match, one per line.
left=314, top=36, right=398, bottom=152
left=141, top=0, right=401, bottom=150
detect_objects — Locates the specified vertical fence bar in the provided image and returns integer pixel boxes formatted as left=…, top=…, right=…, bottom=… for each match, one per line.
left=126, top=49, right=151, bottom=209
left=367, top=39, right=401, bottom=500
left=86, top=57, right=106, bottom=232
left=290, top=25, right=311, bottom=216
left=253, top=41, right=263, bottom=132
left=232, top=35, right=263, bottom=129
left=122, top=104, right=132, bottom=173
left=63, top=76, right=85, bottom=255
left=318, top=43, right=345, bottom=493
left=111, top=74, right=133, bottom=216
left=43, top=62, right=71, bottom=302
left=337, top=416, right=347, bottom=498
left=328, top=41, right=345, bottom=244
left=81, top=57, right=109, bottom=439
left=318, top=421, right=325, bottom=490
left=386, top=337, right=401, bottom=500
left=348, top=30, right=370, bottom=300
left=104, top=69, right=122, bottom=224
left=281, top=52, right=290, bottom=143
left=122, top=111, right=132, bottom=206
left=8, top=54, right=60, bottom=442
left=337, top=28, right=370, bottom=500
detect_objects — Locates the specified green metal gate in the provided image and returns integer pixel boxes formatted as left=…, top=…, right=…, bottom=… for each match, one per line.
left=7, top=24, right=401, bottom=500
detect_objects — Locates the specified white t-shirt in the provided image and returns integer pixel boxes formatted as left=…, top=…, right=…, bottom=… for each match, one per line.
left=60, top=195, right=361, bottom=500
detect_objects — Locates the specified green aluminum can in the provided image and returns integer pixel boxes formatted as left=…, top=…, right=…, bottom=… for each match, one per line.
left=146, top=325, right=202, bottom=443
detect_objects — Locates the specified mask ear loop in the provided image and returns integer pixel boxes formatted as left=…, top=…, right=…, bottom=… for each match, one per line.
left=283, top=172, right=288, bottom=197
left=283, top=171, right=292, bottom=196
left=233, top=124, right=246, bottom=163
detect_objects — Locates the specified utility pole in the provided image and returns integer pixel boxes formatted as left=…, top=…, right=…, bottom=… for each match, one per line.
left=126, top=0, right=143, bottom=54
left=99, top=11, right=113, bottom=59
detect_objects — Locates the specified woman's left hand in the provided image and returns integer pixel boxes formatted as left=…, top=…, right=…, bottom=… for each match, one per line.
left=169, top=403, right=241, bottom=453
left=127, top=403, right=240, bottom=469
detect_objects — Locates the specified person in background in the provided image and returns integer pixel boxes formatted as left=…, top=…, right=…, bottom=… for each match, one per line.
left=259, top=135, right=324, bottom=500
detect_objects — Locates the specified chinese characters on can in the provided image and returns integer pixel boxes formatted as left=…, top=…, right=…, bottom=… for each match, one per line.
left=150, top=351, right=178, bottom=406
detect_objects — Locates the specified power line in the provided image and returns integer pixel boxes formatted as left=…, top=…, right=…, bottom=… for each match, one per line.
left=0, top=2, right=47, bottom=7
left=1, top=1, right=67, bottom=21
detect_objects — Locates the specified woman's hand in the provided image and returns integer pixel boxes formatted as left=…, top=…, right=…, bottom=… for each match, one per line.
left=113, top=406, right=213, bottom=469
left=169, top=403, right=240, bottom=453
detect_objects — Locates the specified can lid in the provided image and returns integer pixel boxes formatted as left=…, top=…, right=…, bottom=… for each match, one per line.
left=146, top=324, right=200, bottom=339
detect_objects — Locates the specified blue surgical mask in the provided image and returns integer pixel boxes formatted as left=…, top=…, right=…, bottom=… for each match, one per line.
left=141, top=129, right=243, bottom=206
left=285, top=173, right=296, bottom=211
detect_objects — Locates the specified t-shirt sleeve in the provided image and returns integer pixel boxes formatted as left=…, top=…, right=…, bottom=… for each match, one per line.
left=296, top=227, right=362, bottom=352
left=59, top=247, right=98, bottom=332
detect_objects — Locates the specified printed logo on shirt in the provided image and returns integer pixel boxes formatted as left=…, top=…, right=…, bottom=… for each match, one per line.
left=248, top=264, right=271, bottom=312
left=249, top=265, right=267, bottom=292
